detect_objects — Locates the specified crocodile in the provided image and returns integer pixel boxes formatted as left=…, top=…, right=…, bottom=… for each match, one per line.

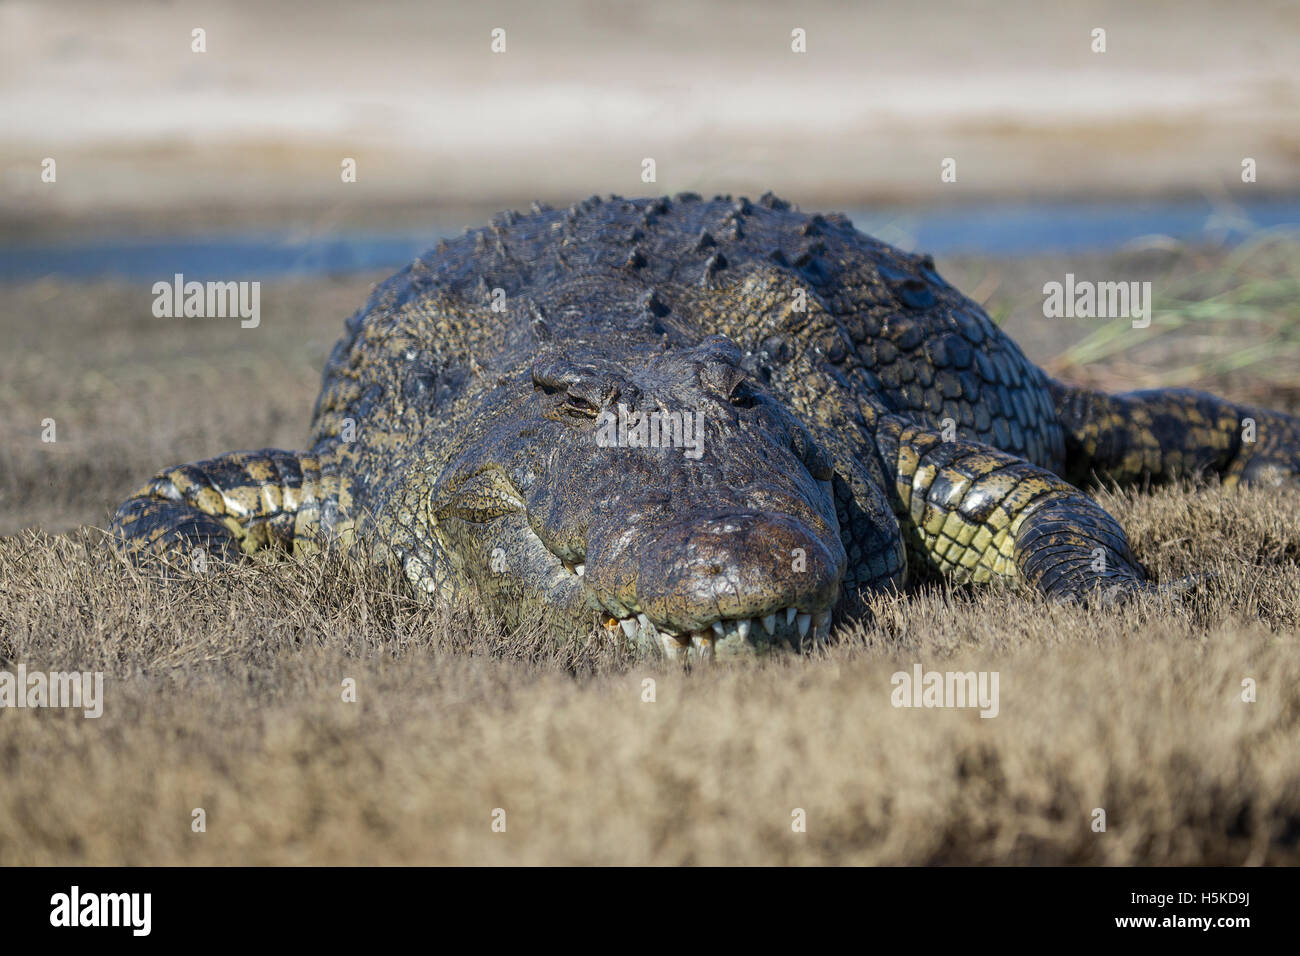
left=111, top=193, right=1300, bottom=659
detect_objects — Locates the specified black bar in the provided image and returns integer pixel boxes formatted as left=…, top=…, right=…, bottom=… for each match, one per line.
left=1, top=866, right=1282, bottom=942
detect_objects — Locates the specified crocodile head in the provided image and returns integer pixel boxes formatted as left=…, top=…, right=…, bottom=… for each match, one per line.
left=426, top=334, right=846, bottom=658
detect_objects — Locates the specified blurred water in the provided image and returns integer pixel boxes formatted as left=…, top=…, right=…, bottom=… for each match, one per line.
left=3, top=197, right=1298, bottom=281
left=846, top=197, right=1300, bottom=257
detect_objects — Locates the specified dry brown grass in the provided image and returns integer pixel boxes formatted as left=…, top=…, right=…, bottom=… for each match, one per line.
left=2, top=255, right=1299, bottom=865
left=2, top=486, right=1298, bottom=866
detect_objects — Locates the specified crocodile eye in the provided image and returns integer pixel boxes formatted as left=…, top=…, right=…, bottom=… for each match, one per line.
left=729, top=382, right=758, bottom=409
left=563, top=394, right=600, bottom=418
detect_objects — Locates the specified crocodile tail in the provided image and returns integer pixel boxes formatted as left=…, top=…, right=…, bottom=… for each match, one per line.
left=1048, top=378, right=1300, bottom=488
left=110, top=449, right=346, bottom=566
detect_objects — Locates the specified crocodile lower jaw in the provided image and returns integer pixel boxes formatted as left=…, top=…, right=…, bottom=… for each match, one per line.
left=600, top=606, right=832, bottom=660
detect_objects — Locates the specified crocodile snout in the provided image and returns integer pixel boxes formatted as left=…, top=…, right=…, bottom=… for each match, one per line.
left=581, top=510, right=845, bottom=659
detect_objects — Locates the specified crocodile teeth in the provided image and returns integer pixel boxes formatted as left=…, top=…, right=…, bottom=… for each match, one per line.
left=611, top=606, right=831, bottom=656
left=661, top=633, right=688, bottom=659
left=574, top=564, right=585, bottom=577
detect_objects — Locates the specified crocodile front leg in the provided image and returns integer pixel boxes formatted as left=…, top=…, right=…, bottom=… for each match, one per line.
left=874, top=415, right=1147, bottom=602
left=111, top=449, right=346, bottom=566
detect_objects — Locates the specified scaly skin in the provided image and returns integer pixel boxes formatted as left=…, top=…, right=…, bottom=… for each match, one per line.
left=112, top=194, right=1300, bottom=657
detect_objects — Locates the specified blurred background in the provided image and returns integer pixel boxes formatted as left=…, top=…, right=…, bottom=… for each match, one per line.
left=1, top=0, right=1298, bottom=532
left=2, top=0, right=1298, bottom=255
